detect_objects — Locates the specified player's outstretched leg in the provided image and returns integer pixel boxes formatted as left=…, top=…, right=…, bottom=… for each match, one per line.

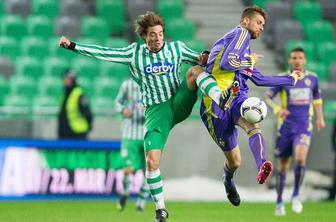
left=223, top=164, right=241, bottom=206
left=136, top=179, right=150, bottom=211
left=219, top=81, right=240, bottom=110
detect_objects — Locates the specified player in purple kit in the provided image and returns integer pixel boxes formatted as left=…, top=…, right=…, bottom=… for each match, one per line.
left=196, top=6, right=302, bottom=206
left=264, top=47, right=325, bottom=215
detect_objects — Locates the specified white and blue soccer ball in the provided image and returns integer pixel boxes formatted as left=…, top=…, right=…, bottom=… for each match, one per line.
left=240, top=97, right=267, bottom=123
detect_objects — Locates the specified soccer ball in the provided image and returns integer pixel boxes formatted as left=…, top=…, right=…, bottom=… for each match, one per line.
left=240, top=97, right=267, bottom=123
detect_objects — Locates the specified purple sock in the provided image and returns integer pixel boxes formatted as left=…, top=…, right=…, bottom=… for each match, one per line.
left=276, top=171, right=286, bottom=204
left=293, top=165, right=305, bottom=197
left=248, top=133, right=267, bottom=170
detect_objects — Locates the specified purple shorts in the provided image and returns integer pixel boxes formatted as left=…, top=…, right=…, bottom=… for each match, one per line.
left=274, top=120, right=312, bottom=158
left=200, top=95, right=248, bottom=152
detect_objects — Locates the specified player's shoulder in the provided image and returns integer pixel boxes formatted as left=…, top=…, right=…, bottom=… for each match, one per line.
left=305, top=70, right=318, bottom=78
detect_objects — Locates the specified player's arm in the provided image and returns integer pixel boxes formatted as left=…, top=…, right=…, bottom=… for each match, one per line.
left=114, top=81, right=132, bottom=118
left=312, top=78, right=325, bottom=131
left=59, top=36, right=134, bottom=65
left=179, top=41, right=208, bottom=66
left=248, top=68, right=301, bottom=87
left=219, top=28, right=257, bottom=71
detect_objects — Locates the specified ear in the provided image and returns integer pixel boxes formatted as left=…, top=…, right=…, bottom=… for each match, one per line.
left=242, top=17, right=250, bottom=26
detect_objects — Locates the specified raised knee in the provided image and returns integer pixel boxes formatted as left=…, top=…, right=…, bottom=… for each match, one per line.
left=146, top=155, right=160, bottom=171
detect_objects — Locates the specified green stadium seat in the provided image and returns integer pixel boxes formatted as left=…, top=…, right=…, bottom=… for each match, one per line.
left=0, top=15, right=27, bottom=40
left=100, top=62, right=130, bottom=82
left=33, top=94, right=58, bottom=107
left=304, top=20, right=333, bottom=45
left=184, top=39, right=207, bottom=54
left=285, top=40, right=314, bottom=63
left=49, top=37, right=78, bottom=61
left=27, top=16, right=53, bottom=38
left=104, top=37, right=130, bottom=48
left=94, top=77, right=120, bottom=98
left=77, top=77, right=94, bottom=98
left=293, top=1, right=322, bottom=25
left=0, top=2, right=3, bottom=17
left=38, top=75, right=63, bottom=99
left=317, top=42, right=336, bottom=69
left=324, top=100, right=336, bottom=122
left=315, top=41, right=336, bottom=61
left=81, top=17, right=110, bottom=40
left=96, top=0, right=126, bottom=35
left=21, top=37, right=49, bottom=59
left=0, top=76, right=10, bottom=105
left=165, top=18, right=195, bottom=41
left=91, top=95, right=116, bottom=113
left=44, top=56, right=70, bottom=76
left=0, top=37, right=20, bottom=60
left=32, top=0, right=59, bottom=18
left=305, top=62, right=328, bottom=82
left=16, top=57, right=44, bottom=79
left=252, top=0, right=277, bottom=9
left=9, top=75, right=37, bottom=97
left=76, top=37, right=104, bottom=46
left=72, top=58, right=100, bottom=81
left=157, top=0, right=185, bottom=21
left=3, top=93, right=31, bottom=109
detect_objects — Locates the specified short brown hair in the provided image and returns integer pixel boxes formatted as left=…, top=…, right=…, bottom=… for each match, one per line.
left=240, top=6, right=267, bottom=22
left=135, top=11, right=164, bottom=39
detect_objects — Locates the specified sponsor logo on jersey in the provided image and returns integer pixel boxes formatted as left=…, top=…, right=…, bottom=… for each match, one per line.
left=144, top=62, right=175, bottom=76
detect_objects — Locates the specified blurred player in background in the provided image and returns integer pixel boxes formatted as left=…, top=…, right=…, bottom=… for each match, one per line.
left=59, top=11, right=213, bottom=222
left=196, top=6, right=302, bottom=206
left=329, top=119, right=336, bottom=200
left=264, top=47, right=325, bottom=215
left=58, top=69, right=93, bottom=139
left=115, top=77, right=150, bottom=212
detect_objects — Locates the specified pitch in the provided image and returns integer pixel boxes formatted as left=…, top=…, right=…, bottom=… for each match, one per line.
left=0, top=201, right=334, bottom=222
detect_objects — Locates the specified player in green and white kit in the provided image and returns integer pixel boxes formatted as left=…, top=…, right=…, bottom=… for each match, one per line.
left=59, top=12, right=218, bottom=222
left=115, top=78, right=149, bottom=211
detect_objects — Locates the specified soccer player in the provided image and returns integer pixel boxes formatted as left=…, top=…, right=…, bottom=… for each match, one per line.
left=264, top=47, right=325, bottom=215
left=115, top=78, right=149, bottom=211
left=59, top=11, right=217, bottom=222
left=197, top=6, right=302, bottom=206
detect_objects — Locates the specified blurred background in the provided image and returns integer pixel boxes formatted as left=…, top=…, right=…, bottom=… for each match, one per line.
left=0, top=0, right=335, bottom=203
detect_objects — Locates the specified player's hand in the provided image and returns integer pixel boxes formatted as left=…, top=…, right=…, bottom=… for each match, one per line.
left=59, top=36, right=71, bottom=48
left=198, top=50, right=209, bottom=66
left=250, top=53, right=263, bottom=64
left=189, top=65, right=204, bottom=77
left=278, top=108, right=290, bottom=120
left=316, top=117, right=326, bottom=131
left=123, top=108, right=132, bottom=118
left=290, top=70, right=303, bottom=84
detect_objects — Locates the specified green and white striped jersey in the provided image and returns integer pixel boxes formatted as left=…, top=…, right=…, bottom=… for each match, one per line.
left=73, top=41, right=200, bottom=106
left=115, top=78, right=145, bottom=140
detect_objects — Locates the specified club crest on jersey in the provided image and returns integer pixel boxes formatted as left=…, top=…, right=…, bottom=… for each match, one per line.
left=144, top=62, right=175, bottom=76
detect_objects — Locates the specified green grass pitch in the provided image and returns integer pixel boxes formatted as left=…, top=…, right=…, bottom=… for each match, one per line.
left=0, top=201, right=335, bottom=222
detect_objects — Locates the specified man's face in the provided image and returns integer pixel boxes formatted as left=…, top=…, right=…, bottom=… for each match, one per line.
left=244, top=13, right=265, bottom=39
left=144, top=25, right=164, bottom=52
left=289, top=51, right=306, bottom=71
left=64, top=77, right=73, bottom=87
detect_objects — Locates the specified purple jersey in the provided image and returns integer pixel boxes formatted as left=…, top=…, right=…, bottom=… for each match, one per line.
left=266, top=70, right=322, bottom=125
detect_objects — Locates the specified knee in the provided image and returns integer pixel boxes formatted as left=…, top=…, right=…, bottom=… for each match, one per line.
left=124, top=167, right=133, bottom=175
left=228, top=159, right=241, bottom=171
left=295, top=158, right=306, bottom=166
left=146, top=153, right=160, bottom=171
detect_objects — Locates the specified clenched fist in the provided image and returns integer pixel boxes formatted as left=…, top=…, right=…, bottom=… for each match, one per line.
left=59, top=36, right=71, bottom=48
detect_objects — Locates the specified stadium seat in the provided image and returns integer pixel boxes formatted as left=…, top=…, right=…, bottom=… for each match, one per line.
left=328, top=63, right=336, bottom=83
left=76, top=37, right=104, bottom=46
left=16, top=57, right=44, bottom=80
left=293, top=1, right=322, bottom=25
left=305, top=62, right=328, bottom=82
left=0, top=57, right=15, bottom=78
left=285, top=41, right=314, bottom=62
left=32, top=0, right=59, bottom=18
left=5, top=0, right=31, bottom=17
left=0, top=37, right=20, bottom=60
left=100, top=62, right=130, bottom=82
left=21, top=37, right=49, bottom=59
left=94, top=77, right=120, bottom=98
left=304, top=20, right=334, bottom=46
left=72, top=57, right=100, bottom=81
left=264, top=1, right=292, bottom=48
left=315, top=41, right=336, bottom=61
left=184, top=39, right=207, bottom=54
left=324, top=100, right=336, bottom=122
left=49, top=37, right=77, bottom=61
left=27, top=16, right=53, bottom=38
left=55, top=16, right=81, bottom=38
left=96, top=0, right=126, bottom=35
left=318, top=0, right=336, bottom=21
left=0, top=15, right=27, bottom=39
left=91, top=95, right=116, bottom=114
left=125, top=0, right=155, bottom=22
left=0, top=76, right=10, bottom=105
left=77, top=77, right=94, bottom=98
left=60, top=0, right=89, bottom=17
left=38, top=75, right=63, bottom=98
left=9, top=75, right=37, bottom=97
left=317, top=42, right=336, bottom=68
left=44, top=56, right=69, bottom=76
left=32, top=94, right=58, bottom=115
left=156, top=0, right=185, bottom=21
left=104, top=37, right=130, bottom=48
left=165, top=18, right=195, bottom=41
left=3, top=93, right=31, bottom=111
left=0, top=2, right=3, bottom=17
left=81, top=17, right=110, bottom=40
